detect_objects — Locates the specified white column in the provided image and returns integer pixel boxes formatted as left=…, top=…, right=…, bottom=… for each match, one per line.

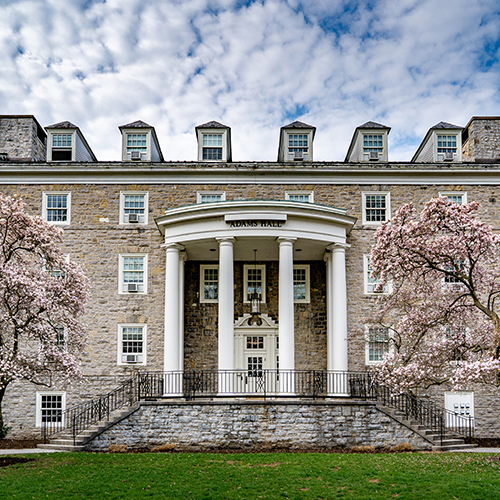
left=217, top=237, right=235, bottom=393
left=278, top=237, right=296, bottom=393
left=164, top=243, right=183, bottom=395
left=178, top=251, right=187, bottom=373
left=326, top=243, right=349, bottom=395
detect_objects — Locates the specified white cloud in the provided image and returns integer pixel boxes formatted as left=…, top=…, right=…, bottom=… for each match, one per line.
left=0, top=0, right=499, bottom=161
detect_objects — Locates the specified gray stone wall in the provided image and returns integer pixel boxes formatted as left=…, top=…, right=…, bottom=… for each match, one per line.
left=463, top=118, right=500, bottom=162
left=87, top=400, right=432, bottom=451
left=0, top=116, right=46, bottom=161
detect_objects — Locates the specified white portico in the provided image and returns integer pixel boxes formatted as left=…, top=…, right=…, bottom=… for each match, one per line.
left=155, top=200, right=356, bottom=394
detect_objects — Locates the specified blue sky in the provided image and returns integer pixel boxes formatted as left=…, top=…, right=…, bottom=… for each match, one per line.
left=1, top=0, right=499, bottom=161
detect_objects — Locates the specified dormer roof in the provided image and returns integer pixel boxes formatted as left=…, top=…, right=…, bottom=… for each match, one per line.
left=45, top=121, right=97, bottom=161
left=412, top=122, right=462, bottom=162
left=46, top=121, right=79, bottom=129
left=195, top=121, right=232, bottom=162
left=119, top=120, right=153, bottom=129
left=345, top=121, right=390, bottom=162
left=119, top=120, right=163, bottom=162
left=278, top=121, right=316, bottom=162
left=195, top=121, right=229, bottom=130
left=280, top=120, right=317, bottom=132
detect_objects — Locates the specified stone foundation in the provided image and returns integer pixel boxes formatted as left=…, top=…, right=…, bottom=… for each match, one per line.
left=87, top=400, right=432, bottom=451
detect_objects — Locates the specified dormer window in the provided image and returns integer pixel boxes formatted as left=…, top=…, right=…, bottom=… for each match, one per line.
left=126, top=134, right=147, bottom=160
left=195, top=121, right=231, bottom=162
left=437, top=135, right=457, bottom=160
left=202, top=134, right=223, bottom=160
left=345, top=122, right=390, bottom=162
left=119, top=121, right=163, bottom=162
left=51, top=134, right=73, bottom=161
left=412, top=122, right=462, bottom=163
left=278, top=121, right=316, bottom=162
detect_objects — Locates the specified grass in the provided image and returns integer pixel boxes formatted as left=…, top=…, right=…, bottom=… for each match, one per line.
left=1, top=451, right=500, bottom=499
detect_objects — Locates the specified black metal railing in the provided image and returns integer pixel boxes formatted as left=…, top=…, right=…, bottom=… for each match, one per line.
left=42, top=369, right=473, bottom=446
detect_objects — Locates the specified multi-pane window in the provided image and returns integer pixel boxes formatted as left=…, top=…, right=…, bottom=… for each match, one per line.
left=126, top=134, right=147, bottom=159
left=293, top=265, right=310, bottom=303
left=202, top=134, right=223, bottom=160
left=51, top=134, right=73, bottom=161
left=55, top=327, right=65, bottom=351
left=246, top=336, right=264, bottom=349
left=286, top=191, right=313, bottom=203
left=440, top=192, right=467, bottom=205
left=200, top=266, right=218, bottom=303
left=437, top=135, right=457, bottom=154
left=123, top=194, right=146, bottom=223
left=198, top=193, right=225, bottom=203
left=363, top=134, right=383, bottom=152
left=244, top=264, right=266, bottom=303
left=36, top=392, right=65, bottom=426
left=120, top=255, right=147, bottom=294
left=119, top=325, right=145, bottom=365
left=363, top=193, right=389, bottom=224
left=49, top=254, right=70, bottom=278
left=247, top=356, right=263, bottom=377
left=364, top=255, right=389, bottom=294
left=366, top=327, right=389, bottom=363
left=288, top=134, right=308, bottom=153
left=43, top=193, right=70, bottom=225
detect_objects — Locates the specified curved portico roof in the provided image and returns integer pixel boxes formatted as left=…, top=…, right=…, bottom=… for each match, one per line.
left=155, top=200, right=357, bottom=260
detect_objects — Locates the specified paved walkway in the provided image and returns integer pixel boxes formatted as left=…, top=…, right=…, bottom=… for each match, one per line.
left=0, top=448, right=68, bottom=455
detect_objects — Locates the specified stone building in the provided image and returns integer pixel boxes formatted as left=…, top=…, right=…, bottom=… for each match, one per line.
left=1, top=114, right=500, bottom=448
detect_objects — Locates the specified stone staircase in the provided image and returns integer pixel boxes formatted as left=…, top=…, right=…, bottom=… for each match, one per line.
left=37, top=405, right=140, bottom=452
left=378, top=405, right=477, bottom=452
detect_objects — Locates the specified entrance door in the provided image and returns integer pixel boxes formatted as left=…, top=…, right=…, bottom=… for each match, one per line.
left=234, top=315, right=279, bottom=395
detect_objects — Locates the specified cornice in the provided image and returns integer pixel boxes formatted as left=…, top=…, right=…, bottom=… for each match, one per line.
left=1, top=161, right=500, bottom=185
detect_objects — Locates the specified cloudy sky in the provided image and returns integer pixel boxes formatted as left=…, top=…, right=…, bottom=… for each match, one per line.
left=1, top=0, right=499, bottom=162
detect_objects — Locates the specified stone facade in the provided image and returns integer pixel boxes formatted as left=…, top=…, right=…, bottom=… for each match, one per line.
left=87, top=400, right=432, bottom=451
left=1, top=115, right=500, bottom=443
left=463, top=117, right=500, bottom=162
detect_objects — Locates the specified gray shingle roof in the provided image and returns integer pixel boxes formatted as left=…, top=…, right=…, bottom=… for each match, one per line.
left=431, top=121, right=462, bottom=129
left=196, top=121, right=229, bottom=129
left=119, top=120, right=153, bottom=129
left=357, top=121, right=390, bottom=129
left=281, top=120, right=315, bottom=130
left=46, top=121, right=78, bottom=129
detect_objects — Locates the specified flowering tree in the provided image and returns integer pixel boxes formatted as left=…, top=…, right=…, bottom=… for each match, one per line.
left=366, top=197, right=500, bottom=393
left=0, top=195, right=89, bottom=435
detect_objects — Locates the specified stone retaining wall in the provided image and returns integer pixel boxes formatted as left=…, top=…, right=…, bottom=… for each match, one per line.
left=87, top=400, right=432, bottom=451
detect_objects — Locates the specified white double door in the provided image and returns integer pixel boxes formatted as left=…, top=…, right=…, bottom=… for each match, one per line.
left=234, top=327, right=278, bottom=394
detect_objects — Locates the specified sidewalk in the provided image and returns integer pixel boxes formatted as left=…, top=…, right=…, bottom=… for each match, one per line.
left=0, top=448, right=68, bottom=455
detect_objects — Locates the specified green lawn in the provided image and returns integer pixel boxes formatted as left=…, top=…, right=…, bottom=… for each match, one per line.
left=1, top=452, right=500, bottom=499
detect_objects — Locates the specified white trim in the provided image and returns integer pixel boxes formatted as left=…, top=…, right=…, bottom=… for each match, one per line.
left=47, top=131, right=76, bottom=162
left=196, top=191, right=226, bottom=204
left=122, top=130, right=151, bottom=161
left=444, top=392, right=474, bottom=427
left=119, top=191, right=149, bottom=225
left=243, top=264, right=266, bottom=304
left=118, top=254, right=148, bottom=294
left=435, top=131, right=462, bottom=162
left=117, top=323, right=147, bottom=366
left=285, top=191, right=314, bottom=203
left=35, top=391, right=66, bottom=427
left=42, top=191, right=71, bottom=226
left=283, top=130, right=313, bottom=162
left=197, top=129, right=229, bottom=162
left=200, top=264, right=219, bottom=303
left=439, top=191, right=467, bottom=204
left=362, top=191, right=390, bottom=225
left=293, top=264, right=310, bottom=303
left=364, top=255, right=390, bottom=294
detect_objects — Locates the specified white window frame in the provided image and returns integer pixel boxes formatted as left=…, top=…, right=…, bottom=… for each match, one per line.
left=285, top=191, right=314, bottom=203
left=285, top=131, right=312, bottom=161
left=124, top=132, right=149, bottom=161
left=293, top=264, right=310, bottom=303
left=362, top=192, right=390, bottom=225
left=54, top=325, right=66, bottom=351
left=365, top=326, right=390, bottom=365
left=439, top=192, right=467, bottom=205
left=243, top=264, right=266, bottom=304
left=362, top=133, right=385, bottom=161
left=36, top=391, right=66, bottom=427
left=200, top=264, right=219, bottom=303
left=196, top=191, right=226, bottom=204
left=435, top=132, right=461, bottom=162
left=364, top=255, right=390, bottom=294
left=48, top=131, right=75, bottom=162
left=117, top=324, right=147, bottom=366
left=197, top=129, right=229, bottom=162
left=119, top=254, right=148, bottom=294
left=42, top=192, right=71, bottom=226
left=119, top=192, right=149, bottom=225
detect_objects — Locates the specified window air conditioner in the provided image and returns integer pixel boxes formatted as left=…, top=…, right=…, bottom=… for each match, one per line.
left=127, top=283, right=138, bottom=292
left=444, top=152, right=454, bottom=161
left=369, top=151, right=379, bottom=161
left=125, top=354, right=141, bottom=364
left=130, top=151, right=141, bottom=160
left=127, top=213, right=139, bottom=223
left=294, top=151, right=304, bottom=160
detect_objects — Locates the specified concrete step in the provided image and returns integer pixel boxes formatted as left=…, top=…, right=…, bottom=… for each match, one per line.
left=432, top=443, right=477, bottom=452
